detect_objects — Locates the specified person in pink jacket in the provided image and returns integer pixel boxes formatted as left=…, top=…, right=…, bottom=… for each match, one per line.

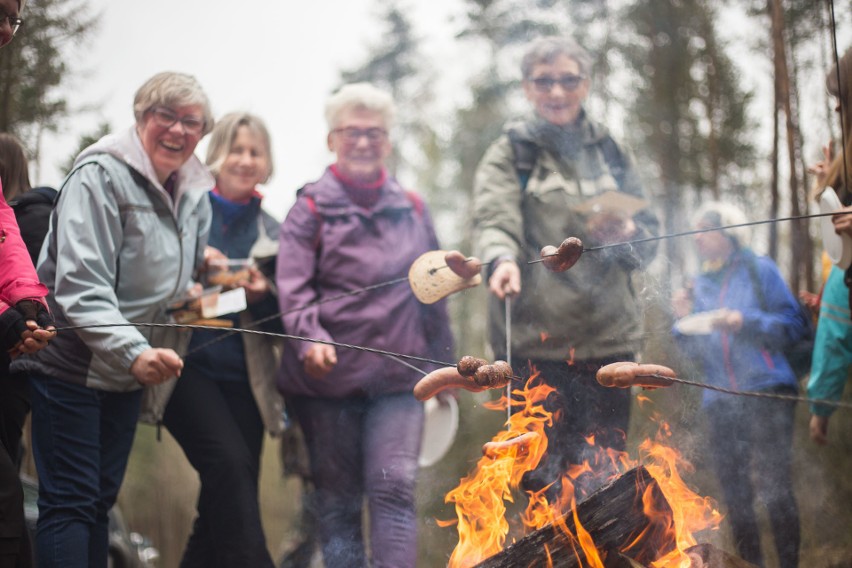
left=0, top=1, right=55, bottom=565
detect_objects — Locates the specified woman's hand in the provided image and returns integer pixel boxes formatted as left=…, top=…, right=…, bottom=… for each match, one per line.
left=12, top=321, right=56, bottom=355
left=809, top=414, right=830, bottom=445
left=203, top=246, right=228, bottom=271
left=807, top=140, right=834, bottom=191
left=237, top=266, right=270, bottom=304
left=488, top=260, right=521, bottom=300
left=832, top=205, right=852, bottom=237
left=304, top=344, right=337, bottom=379
left=671, top=288, right=693, bottom=319
left=711, top=309, right=743, bottom=333
left=130, top=348, right=184, bottom=385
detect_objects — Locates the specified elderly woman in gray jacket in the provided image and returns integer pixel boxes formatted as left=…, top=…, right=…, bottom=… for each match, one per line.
left=12, top=72, right=214, bottom=568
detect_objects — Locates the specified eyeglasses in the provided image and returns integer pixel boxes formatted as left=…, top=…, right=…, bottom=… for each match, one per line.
left=0, top=10, right=23, bottom=36
left=149, top=107, right=205, bottom=136
left=332, top=127, right=388, bottom=144
left=529, top=74, right=586, bottom=93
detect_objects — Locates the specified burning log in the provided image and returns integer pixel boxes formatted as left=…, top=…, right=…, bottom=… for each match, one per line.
left=474, top=466, right=675, bottom=568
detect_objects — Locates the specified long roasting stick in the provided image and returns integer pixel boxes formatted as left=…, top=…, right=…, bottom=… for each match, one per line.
left=528, top=210, right=847, bottom=264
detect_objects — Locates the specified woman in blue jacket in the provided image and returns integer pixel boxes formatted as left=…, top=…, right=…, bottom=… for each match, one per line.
left=671, top=201, right=807, bottom=568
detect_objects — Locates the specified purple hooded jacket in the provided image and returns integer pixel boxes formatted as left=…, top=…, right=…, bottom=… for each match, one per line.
left=276, top=168, right=454, bottom=398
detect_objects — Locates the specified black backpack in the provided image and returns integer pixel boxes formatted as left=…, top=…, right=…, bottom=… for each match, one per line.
left=9, top=186, right=58, bottom=264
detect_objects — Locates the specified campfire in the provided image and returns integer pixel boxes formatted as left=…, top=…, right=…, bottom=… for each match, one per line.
left=440, top=372, right=725, bottom=568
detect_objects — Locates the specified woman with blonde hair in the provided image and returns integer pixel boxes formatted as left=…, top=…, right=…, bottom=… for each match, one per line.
left=162, top=111, right=284, bottom=568
left=12, top=71, right=214, bottom=567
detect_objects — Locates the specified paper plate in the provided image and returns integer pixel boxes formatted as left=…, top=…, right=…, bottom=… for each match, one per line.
left=674, top=310, right=726, bottom=336
left=819, top=187, right=852, bottom=270
left=419, top=396, right=459, bottom=468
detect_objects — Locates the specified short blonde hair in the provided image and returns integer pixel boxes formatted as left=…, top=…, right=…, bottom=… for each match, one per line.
left=133, top=72, right=214, bottom=136
left=692, top=201, right=751, bottom=248
left=324, top=83, right=395, bottom=131
left=206, top=112, right=274, bottom=183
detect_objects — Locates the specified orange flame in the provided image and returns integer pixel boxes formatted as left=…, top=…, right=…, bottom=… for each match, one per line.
left=444, top=377, right=722, bottom=567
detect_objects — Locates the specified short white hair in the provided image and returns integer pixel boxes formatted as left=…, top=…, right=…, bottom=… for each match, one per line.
left=692, top=201, right=751, bottom=247
left=324, top=83, right=395, bottom=131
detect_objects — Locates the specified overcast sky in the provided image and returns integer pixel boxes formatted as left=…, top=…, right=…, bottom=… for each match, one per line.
left=35, top=0, right=464, bottom=218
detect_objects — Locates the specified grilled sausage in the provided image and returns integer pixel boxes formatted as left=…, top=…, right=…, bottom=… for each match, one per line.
left=457, top=355, right=488, bottom=377
left=444, top=251, right=482, bottom=280
left=482, top=432, right=540, bottom=458
left=541, top=237, right=584, bottom=272
left=413, top=366, right=487, bottom=401
left=596, top=361, right=676, bottom=389
left=473, top=360, right=513, bottom=388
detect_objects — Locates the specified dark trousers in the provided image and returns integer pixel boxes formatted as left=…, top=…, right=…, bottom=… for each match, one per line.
left=0, top=371, right=31, bottom=568
left=706, top=390, right=800, bottom=568
left=516, top=356, right=632, bottom=503
left=29, top=375, right=141, bottom=568
left=162, top=373, right=273, bottom=568
left=290, top=393, right=423, bottom=568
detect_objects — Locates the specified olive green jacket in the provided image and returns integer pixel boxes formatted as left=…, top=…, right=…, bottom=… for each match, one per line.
left=473, top=114, right=659, bottom=361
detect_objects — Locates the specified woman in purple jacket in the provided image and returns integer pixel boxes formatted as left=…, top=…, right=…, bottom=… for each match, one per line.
left=276, top=83, right=453, bottom=568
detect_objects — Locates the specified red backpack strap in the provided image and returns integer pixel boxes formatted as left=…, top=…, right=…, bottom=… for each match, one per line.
left=404, top=190, right=424, bottom=218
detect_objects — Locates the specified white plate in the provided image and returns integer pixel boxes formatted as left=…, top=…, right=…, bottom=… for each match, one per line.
left=419, top=396, right=459, bottom=468
left=819, top=188, right=852, bottom=270
left=674, top=310, right=726, bottom=336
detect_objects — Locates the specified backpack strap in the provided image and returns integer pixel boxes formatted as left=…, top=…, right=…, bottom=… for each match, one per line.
left=404, top=190, right=424, bottom=218
left=508, top=127, right=628, bottom=192
left=598, top=136, right=628, bottom=191
left=508, top=128, right=539, bottom=192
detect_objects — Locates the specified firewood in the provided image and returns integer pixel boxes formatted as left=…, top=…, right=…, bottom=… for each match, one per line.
left=474, top=466, right=675, bottom=568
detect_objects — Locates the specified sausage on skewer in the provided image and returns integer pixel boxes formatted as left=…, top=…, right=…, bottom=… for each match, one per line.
left=596, top=361, right=676, bottom=389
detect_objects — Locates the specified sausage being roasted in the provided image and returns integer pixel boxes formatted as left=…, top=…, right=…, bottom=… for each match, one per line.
left=540, top=237, right=584, bottom=272
left=482, top=432, right=540, bottom=458
left=413, top=358, right=514, bottom=400
left=444, top=251, right=482, bottom=280
left=413, top=367, right=486, bottom=401
left=596, top=361, right=676, bottom=389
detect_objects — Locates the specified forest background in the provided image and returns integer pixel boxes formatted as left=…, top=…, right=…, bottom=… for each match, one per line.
left=2, top=0, right=852, bottom=566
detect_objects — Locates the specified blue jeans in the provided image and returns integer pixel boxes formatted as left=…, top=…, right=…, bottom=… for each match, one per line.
left=290, top=392, right=424, bottom=568
left=29, top=375, right=141, bottom=568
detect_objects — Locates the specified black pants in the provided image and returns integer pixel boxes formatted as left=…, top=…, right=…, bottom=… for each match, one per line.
left=0, top=369, right=32, bottom=568
left=706, top=389, right=800, bottom=568
left=515, top=356, right=632, bottom=504
left=163, top=373, right=273, bottom=568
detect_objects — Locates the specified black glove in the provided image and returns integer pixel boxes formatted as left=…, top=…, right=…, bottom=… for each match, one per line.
left=0, top=300, right=54, bottom=351
left=15, top=300, right=53, bottom=330
left=0, top=308, right=27, bottom=352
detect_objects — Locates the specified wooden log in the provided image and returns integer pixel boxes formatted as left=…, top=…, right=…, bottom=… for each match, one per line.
left=474, top=466, right=675, bottom=568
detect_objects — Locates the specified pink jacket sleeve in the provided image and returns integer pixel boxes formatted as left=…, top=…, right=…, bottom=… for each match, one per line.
left=0, top=180, right=49, bottom=315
